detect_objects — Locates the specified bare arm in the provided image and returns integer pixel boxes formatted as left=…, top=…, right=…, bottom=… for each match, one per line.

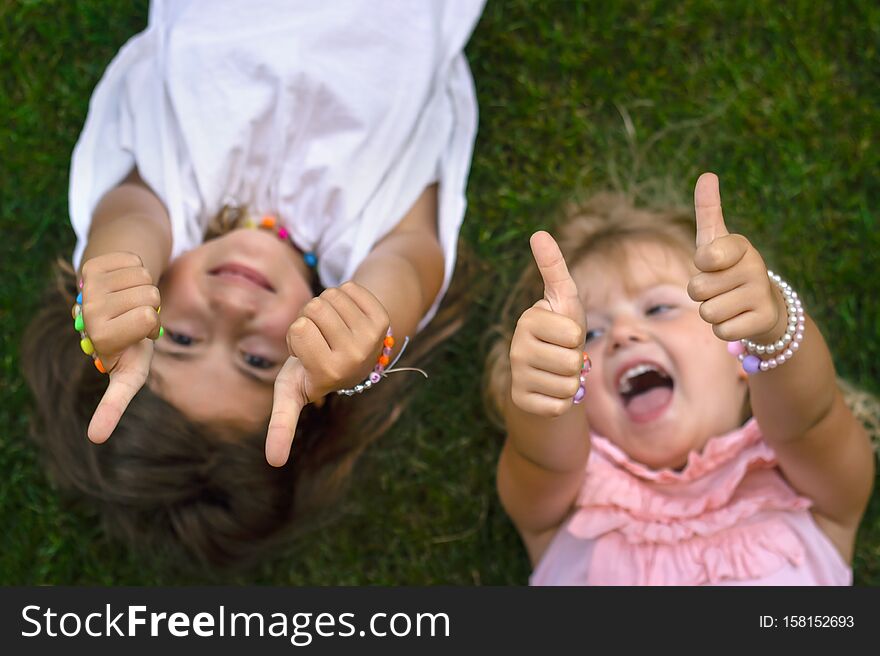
left=349, top=184, right=445, bottom=357
left=689, top=173, right=873, bottom=555
left=75, top=168, right=173, bottom=442
left=496, top=232, right=590, bottom=552
left=749, top=309, right=874, bottom=555
left=79, top=168, right=173, bottom=283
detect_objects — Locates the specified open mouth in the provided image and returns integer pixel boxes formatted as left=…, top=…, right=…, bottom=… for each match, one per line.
left=617, top=362, right=675, bottom=423
left=209, top=263, right=275, bottom=292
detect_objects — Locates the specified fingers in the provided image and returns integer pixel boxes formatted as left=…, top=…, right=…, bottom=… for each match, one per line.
left=89, top=266, right=154, bottom=294
left=265, top=357, right=307, bottom=467
left=512, top=338, right=583, bottom=377
left=694, top=172, right=729, bottom=248
left=299, top=283, right=388, bottom=352
left=301, top=297, right=350, bottom=351
left=337, top=281, right=389, bottom=329
left=80, top=252, right=144, bottom=278
left=510, top=391, right=574, bottom=418
left=89, top=306, right=161, bottom=355
left=518, top=304, right=584, bottom=350
left=286, top=316, right=332, bottom=369
left=529, top=231, right=584, bottom=326
left=518, top=368, right=582, bottom=399
left=697, top=286, right=755, bottom=326
left=687, top=262, right=750, bottom=302
left=87, top=339, right=153, bottom=443
left=100, top=285, right=162, bottom=320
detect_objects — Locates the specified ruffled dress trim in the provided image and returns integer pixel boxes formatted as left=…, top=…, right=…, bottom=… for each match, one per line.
left=562, top=418, right=818, bottom=585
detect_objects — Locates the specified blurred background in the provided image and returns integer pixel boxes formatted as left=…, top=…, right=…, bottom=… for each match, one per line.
left=2, top=0, right=878, bottom=584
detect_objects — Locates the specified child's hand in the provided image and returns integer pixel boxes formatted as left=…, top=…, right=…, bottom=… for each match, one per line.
left=687, top=173, right=786, bottom=344
left=509, top=231, right=587, bottom=417
left=265, top=282, right=390, bottom=467
left=80, top=252, right=162, bottom=443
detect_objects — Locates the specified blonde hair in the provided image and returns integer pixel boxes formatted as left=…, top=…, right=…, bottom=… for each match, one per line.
left=483, top=192, right=880, bottom=448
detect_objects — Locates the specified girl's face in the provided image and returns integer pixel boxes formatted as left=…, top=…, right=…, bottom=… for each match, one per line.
left=573, top=239, right=748, bottom=470
left=147, top=229, right=313, bottom=433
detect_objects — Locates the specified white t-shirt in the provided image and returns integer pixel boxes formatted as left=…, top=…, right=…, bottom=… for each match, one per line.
left=69, top=0, right=483, bottom=330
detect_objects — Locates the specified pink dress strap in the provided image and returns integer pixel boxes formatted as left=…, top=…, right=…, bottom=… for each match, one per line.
left=530, top=419, right=852, bottom=586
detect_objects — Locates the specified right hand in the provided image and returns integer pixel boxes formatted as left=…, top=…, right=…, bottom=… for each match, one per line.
left=265, top=282, right=390, bottom=467
left=79, top=252, right=161, bottom=443
left=509, top=231, right=587, bottom=417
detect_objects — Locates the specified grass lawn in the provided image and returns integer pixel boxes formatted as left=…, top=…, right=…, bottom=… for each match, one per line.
left=1, top=0, right=878, bottom=584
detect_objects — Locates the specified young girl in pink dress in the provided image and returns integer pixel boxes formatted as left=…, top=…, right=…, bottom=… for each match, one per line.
left=487, top=173, right=874, bottom=585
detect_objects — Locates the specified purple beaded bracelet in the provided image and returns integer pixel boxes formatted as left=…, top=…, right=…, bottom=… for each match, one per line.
left=728, top=270, right=804, bottom=374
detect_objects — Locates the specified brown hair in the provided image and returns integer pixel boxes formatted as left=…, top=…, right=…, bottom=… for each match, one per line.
left=484, top=192, right=695, bottom=426
left=22, top=235, right=473, bottom=569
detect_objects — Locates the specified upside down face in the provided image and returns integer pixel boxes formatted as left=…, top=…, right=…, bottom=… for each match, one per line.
left=573, top=239, right=748, bottom=470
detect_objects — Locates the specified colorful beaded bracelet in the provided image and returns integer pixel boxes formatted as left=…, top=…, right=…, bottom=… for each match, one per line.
left=572, top=351, right=592, bottom=405
left=727, top=270, right=804, bottom=374
left=335, top=329, right=426, bottom=396
left=72, top=278, right=163, bottom=374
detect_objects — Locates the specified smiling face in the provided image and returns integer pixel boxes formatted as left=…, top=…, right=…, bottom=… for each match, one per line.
left=148, top=228, right=314, bottom=434
left=574, top=238, right=748, bottom=470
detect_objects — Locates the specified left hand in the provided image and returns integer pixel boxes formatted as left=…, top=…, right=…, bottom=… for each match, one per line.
left=264, top=282, right=390, bottom=467
left=686, top=172, right=786, bottom=343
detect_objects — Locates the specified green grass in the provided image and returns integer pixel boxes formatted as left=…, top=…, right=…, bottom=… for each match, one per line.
left=1, top=0, right=878, bottom=584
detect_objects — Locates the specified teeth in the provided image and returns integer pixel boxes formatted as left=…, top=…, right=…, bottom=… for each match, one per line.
left=618, top=363, right=661, bottom=395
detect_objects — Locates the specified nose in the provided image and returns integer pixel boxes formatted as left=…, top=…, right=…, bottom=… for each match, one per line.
left=606, top=314, right=648, bottom=353
left=208, top=286, right=259, bottom=323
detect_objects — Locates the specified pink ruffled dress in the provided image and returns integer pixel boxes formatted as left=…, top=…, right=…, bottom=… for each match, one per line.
left=530, top=419, right=851, bottom=586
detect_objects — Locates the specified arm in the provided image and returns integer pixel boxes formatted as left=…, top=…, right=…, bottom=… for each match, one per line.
left=496, top=232, right=590, bottom=553
left=79, top=168, right=173, bottom=283
left=349, top=184, right=445, bottom=356
left=265, top=185, right=446, bottom=466
left=77, top=169, right=173, bottom=442
left=688, top=173, right=873, bottom=554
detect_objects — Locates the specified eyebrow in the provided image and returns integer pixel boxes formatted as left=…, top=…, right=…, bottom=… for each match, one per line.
left=153, top=349, right=275, bottom=386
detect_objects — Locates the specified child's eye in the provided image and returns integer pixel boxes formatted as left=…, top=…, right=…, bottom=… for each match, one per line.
left=244, top=353, right=274, bottom=369
left=585, top=328, right=604, bottom=343
left=165, top=330, right=193, bottom=346
left=646, top=304, right=674, bottom=316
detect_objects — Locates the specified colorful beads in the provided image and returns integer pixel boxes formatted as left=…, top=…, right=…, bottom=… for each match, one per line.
left=337, top=328, right=409, bottom=396
left=304, top=252, right=318, bottom=268
left=80, top=337, right=95, bottom=355
left=94, top=358, right=106, bottom=374
left=260, top=215, right=276, bottom=229
left=74, top=313, right=84, bottom=331
left=277, top=227, right=289, bottom=240
left=727, top=340, right=746, bottom=356
left=572, top=351, right=591, bottom=405
left=742, top=354, right=761, bottom=374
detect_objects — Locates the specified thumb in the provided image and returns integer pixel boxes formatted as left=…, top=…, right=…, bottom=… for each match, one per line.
left=530, top=231, right=584, bottom=328
left=265, top=356, right=309, bottom=467
left=87, top=339, right=153, bottom=443
left=694, top=172, right=729, bottom=248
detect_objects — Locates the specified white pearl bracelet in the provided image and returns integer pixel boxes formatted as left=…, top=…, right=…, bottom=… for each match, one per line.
left=734, top=271, right=805, bottom=374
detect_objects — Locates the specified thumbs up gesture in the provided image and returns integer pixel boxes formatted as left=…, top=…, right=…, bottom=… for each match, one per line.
left=509, top=231, right=587, bottom=417
left=265, top=282, right=390, bottom=467
left=686, top=173, right=785, bottom=344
